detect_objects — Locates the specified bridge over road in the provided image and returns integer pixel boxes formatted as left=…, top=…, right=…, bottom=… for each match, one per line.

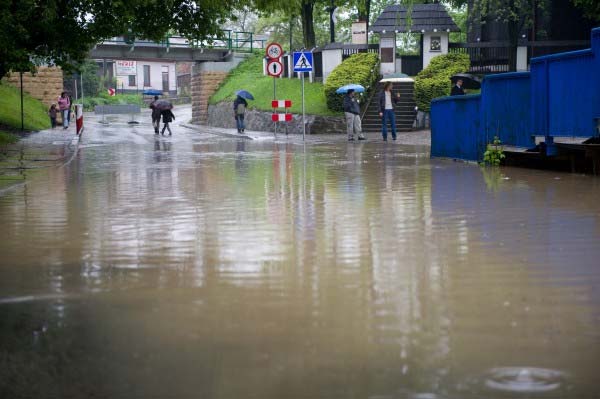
left=89, top=31, right=265, bottom=62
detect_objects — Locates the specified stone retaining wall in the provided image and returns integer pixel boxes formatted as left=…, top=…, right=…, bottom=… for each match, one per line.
left=2, top=67, right=64, bottom=107
left=206, top=102, right=346, bottom=135
left=191, top=70, right=228, bottom=124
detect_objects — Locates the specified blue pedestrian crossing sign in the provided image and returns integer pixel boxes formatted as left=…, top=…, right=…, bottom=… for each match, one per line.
left=293, top=52, right=313, bottom=72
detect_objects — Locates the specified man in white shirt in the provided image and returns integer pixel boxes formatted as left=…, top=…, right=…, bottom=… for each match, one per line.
left=378, top=82, right=400, bottom=141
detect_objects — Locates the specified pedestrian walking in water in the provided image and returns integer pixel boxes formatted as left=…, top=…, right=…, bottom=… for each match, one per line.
left=48, top=104, right=58, bottom=129
left=161, top=109, right=175, bottom=136
left=149, top=96, right=161, bottom=134
left=343, top=89, right=365, bottom=141
left=233, top=95, right=248, bottom=133
left=378, top=82, right=401, bottom=141
left=57, top=92, right=70, bottom=129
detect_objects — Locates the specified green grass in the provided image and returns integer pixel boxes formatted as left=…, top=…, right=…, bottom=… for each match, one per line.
left=0, top=82, right=51, bottom=131
left=210, top=54, right=340, bottom=116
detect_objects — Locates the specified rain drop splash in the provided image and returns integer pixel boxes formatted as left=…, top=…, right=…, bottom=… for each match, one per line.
left=484, top=367, right=566, bottom=393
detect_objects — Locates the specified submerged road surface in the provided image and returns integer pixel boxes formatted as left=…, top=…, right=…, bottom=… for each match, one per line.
left=1, top=108, right=599, bottom=398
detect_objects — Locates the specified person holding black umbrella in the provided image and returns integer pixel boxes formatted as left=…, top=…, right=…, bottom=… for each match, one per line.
left=451, top=79, right=465, bottom=96
left=149, top=96, right=162, bottom=134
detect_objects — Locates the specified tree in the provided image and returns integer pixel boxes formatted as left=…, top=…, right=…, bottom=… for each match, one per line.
left=467, top=0, right=548, bottom=71
left=253, top=0, right=326, bottom=48
left=0, top=0, right=261, bottom=79
left=571, top=0, right=600, bottom=22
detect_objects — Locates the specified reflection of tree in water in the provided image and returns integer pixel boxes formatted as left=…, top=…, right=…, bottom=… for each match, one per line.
left=480, top=166, right=504, bottom=192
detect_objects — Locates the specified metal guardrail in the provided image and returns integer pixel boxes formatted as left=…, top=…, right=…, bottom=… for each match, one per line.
left=94, top=104, right=142, bottom=125
left=100, top=30, right=266, bottom=53
left=94, top=104, right=141, bottom=114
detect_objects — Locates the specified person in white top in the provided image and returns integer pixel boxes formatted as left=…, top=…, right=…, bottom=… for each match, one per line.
left=377, top=82, right=400, bottom=141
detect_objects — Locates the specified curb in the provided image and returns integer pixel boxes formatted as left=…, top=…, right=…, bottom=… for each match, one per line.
left=180, top=123, right=255, bottom=140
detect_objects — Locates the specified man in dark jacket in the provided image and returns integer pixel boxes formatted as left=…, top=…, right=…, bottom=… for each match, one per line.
left=160, top=109, right=175, bottom=136
left=343, top=89, right=365, bottom=141
left=451, top=79, right=465, bottom=96
left=378, top=82, right=401, bottom=141
left=233, top=95, right=248, bottom=133
left=149, top=96, right=162, bottom=134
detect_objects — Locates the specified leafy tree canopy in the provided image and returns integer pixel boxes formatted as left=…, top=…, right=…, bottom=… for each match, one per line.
left=0, top=0, right=257, bottom=78
left=571, top=0, right=600, bottom=22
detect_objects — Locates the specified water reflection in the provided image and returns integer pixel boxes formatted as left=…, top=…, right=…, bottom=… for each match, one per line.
left=0, top=138, right=599, bottom=398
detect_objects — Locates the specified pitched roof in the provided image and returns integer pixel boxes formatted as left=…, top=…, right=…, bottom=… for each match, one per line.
left=371, top=3, right=460, bottom=34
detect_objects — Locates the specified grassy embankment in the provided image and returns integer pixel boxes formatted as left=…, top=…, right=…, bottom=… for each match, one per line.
left=0, top=82, right=51, bottom=144
left=210, top=54, right=339, bottom=116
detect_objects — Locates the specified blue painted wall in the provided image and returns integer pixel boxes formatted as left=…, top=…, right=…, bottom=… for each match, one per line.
left=481, top=72, right=533, bottom=148
left=431, top=27, right=600, bottom=161
left=431, top=95, right=483, bottom=161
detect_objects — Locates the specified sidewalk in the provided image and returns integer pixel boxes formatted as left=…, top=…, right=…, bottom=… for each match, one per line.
left=181, top=122, right=431, bottom=146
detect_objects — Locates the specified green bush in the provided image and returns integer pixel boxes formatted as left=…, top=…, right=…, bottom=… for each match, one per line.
left=414, top=53, right=470, bottom=112
left=323, top=53, right=380, bottom=112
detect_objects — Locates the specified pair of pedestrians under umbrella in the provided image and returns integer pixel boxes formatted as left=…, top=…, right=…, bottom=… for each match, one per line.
left=149, top=97, right=175, bottom=136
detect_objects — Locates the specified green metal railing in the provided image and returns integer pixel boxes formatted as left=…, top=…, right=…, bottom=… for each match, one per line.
left=105, top=30, right=266, bottom=53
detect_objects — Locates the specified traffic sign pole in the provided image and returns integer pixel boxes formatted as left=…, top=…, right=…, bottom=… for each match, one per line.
left=302, top=73, right=305, bottom=140
left=293, top=51, right=312, bottom=141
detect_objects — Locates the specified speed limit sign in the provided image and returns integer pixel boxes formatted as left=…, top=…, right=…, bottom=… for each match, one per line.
left=267, top=60, right=283, bottom=77
left=266, top=42, right=283, bottom=60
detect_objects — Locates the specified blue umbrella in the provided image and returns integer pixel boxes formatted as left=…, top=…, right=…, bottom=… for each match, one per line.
left=236, top=90, right=254, bottom=100
left=336, top=84, right=365, bottom=94
left=143, top=89, right=163, bottom=96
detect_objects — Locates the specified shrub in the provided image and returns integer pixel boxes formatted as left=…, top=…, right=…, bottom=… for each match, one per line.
left=414, top=53, right=470, bottom=112
left=483, top=136, right=506, bottom=166
left=323, top=53, right=380, bottom=112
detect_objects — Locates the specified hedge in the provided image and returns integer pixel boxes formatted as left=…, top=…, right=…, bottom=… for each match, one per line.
left=414, top=53, right=470, bottom=112
left=323, top=53, right=380, bottom=112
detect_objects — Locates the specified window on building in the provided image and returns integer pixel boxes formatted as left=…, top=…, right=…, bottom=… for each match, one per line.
left=128, top=75, right=136, bottom=86
left=162, top=66, right=169, bottom=93
left=143, top=65, right=151, bottom=86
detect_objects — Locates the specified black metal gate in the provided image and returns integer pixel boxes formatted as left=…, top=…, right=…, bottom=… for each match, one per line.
left=400, top=55, right=422, bottom=76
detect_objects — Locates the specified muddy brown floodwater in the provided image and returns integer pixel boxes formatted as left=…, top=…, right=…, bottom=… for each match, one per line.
left=1, top=124, right=599, bottom=398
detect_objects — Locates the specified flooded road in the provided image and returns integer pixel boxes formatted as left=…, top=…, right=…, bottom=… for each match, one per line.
left=1, top=115, right=600, bottom=398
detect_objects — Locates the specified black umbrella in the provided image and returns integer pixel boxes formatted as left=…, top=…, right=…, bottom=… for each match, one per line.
left=450, top=73, right=482, bottom=90
left=154, top=99, right=173, bottom=110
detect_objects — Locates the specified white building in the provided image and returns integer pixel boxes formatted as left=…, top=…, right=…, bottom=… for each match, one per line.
left=98, top=60, right=178, bottom=95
